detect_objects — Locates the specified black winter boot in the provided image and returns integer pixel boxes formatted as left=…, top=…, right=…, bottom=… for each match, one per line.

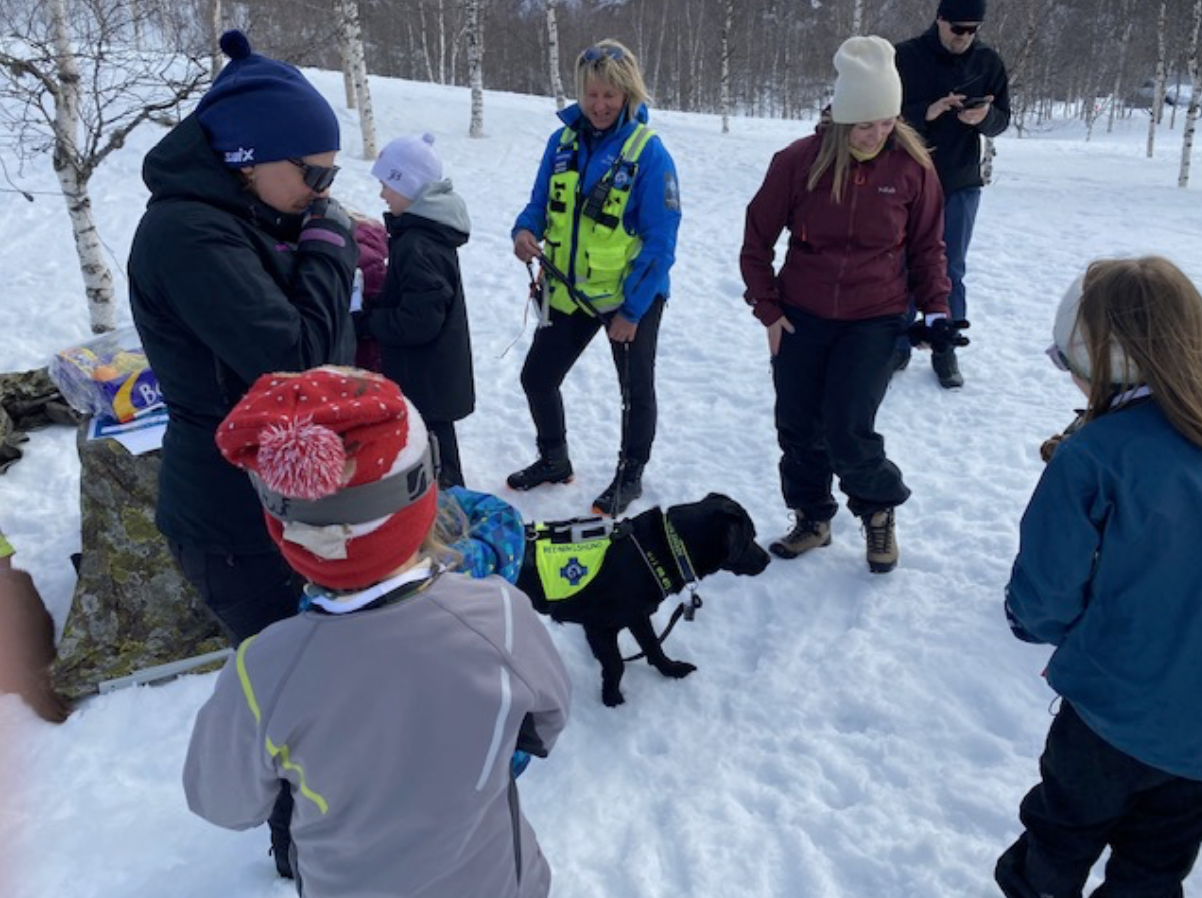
left=592, top=462, right=644, bottom=516
left=932, top=347, right=964, bottom=389
left=506, top=446, right=573, bottom=491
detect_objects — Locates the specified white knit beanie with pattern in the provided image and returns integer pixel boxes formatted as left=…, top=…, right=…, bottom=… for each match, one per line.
left=830, top=36, right=903, bottom=125
left=372, top=133, right=443, bottom=200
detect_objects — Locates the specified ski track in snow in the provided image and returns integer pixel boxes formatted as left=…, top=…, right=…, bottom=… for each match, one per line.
left=2, top=72, right=1201, bottom=898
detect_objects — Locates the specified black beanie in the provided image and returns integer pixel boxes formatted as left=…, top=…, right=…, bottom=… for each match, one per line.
left=196, top=31, right=340, bottom=168
left=938, top=0, right=987, bottom=21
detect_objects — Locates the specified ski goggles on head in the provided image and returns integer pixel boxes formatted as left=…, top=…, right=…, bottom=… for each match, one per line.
left=1046, top=343, right=1072, bottom=373
left=581, top=45, right=625, bottom=64
left=288, top=158, right=340, bottom=192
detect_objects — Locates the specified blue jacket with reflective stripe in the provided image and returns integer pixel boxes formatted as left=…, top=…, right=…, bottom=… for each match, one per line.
left=513, top=103, right=681, bottom=323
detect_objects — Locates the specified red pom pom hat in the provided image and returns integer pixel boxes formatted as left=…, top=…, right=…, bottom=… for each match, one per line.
left=217, top=367, right=438, bottom=590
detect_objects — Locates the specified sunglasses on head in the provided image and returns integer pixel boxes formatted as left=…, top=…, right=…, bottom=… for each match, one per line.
left=288, top=158, right=340, bottom=192
left=581, top=45, right=625, bottom=63
left=948, top=22, right=981, bottom=35
left=1046, top=343, right=1072, bottom=373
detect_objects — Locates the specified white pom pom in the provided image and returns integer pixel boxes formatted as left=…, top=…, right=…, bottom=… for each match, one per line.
left=258, top=419, right=345, bottom=499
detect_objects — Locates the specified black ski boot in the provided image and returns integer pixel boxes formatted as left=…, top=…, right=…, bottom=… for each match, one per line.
left=507, top=445, right=573, bottom=491
left=592, top=462, right=644, bottom=516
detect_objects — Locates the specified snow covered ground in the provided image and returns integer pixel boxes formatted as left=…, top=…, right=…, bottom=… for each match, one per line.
left=2, top=68, right=1201, bottom=898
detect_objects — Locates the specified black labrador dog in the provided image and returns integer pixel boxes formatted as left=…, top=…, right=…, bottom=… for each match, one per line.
left=517, top=493, right=770, bottom=706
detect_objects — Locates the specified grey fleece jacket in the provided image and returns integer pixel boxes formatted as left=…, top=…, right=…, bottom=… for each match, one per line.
left=183, top=571, right=571, bottom=898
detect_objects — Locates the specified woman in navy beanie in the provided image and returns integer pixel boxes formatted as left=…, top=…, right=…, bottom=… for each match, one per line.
left=128, top=29, right=357, bottom=879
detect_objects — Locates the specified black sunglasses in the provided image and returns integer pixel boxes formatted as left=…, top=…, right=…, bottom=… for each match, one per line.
left=948, top=22, right=981, bottom=35
left=581, top=45, right=625, bottom=63
left=288, top=158, right=340, bottom=192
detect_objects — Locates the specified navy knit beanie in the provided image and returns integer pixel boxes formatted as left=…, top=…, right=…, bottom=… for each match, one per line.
left=197, top=30, right=340, bottom=167
left=937, top=0, right=987, bottom=21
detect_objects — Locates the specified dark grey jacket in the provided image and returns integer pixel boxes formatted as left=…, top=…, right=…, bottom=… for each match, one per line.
left=184, top=571, right=571, bottom=898
left=129, top=114, right=357, bottom=553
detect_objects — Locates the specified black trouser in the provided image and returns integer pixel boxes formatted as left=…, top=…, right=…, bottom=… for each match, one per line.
left=427, top=419, right=464, bottom=488
left=997, top=701, right=1202, bottom=898
left=169, top=541, right=305, bottom=870
left=519, top=297, right=664, bottom=466
left=772, top=308, right=910, bottom=520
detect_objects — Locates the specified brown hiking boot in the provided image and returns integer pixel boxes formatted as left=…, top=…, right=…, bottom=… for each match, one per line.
left=863, top=509, right=898, bottom=573
left=769, top=511, right=832, bottom=559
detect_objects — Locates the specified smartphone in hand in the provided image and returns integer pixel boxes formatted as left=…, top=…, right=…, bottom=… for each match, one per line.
left=962, top=96, right=990, bottom=109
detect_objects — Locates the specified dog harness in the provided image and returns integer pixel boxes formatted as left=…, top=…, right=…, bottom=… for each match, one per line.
left=524, top=511, right=703, bottom=641
left=526, top=516, right=617, bottom=601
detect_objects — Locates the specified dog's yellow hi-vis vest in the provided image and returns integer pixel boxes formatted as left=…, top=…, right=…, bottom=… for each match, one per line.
left=528, top=517, right=616, bottom=601
left=544, top=123, right=656, bottom=316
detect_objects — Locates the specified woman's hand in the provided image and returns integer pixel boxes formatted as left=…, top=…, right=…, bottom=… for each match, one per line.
left=513, top=229, right=542, bottom=263
left=607, top=314, right=639, bottom=343
left=767, top=316, right=795, bottom=356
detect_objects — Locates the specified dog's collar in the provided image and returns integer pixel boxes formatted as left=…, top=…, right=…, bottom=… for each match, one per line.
left=662, top=511, right=698, bottom=587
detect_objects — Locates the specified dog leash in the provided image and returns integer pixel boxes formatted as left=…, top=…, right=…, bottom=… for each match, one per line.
left=621, top=510, right=704, bottom=663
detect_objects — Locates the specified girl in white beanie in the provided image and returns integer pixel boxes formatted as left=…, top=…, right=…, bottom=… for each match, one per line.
left=740, top=35, right=951, bottom=575
left=998, top=256, right=1202, bottom=898
left=360, top=133, right=476, bottom=488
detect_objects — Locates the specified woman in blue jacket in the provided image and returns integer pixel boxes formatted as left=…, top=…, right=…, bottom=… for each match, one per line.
left=997, top=256, right=1202, bottom=898
left=508, top=39, right=681, bottom=516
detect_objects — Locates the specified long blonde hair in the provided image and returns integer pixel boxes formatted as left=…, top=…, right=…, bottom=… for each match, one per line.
left=574, top=39, right=650, bottom=120
left=806, top=119, right=932, bottom=203
left=1076, top=256, right=1202, bottom=447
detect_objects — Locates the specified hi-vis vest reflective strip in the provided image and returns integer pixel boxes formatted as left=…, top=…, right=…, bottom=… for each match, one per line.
left=236, top=636, right=330, bottom=814
left=544, top=123, right=655, bottom=316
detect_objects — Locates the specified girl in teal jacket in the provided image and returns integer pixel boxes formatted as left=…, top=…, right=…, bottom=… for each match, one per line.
left=997, top=257, right=1202, bottom=898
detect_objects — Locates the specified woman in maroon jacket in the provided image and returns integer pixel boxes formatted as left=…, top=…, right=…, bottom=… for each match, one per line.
left=740, top=36, right=950, bottom=574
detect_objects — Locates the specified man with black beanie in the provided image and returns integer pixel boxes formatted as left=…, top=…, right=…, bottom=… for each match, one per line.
left=894, top=0, right=1010, bottom=388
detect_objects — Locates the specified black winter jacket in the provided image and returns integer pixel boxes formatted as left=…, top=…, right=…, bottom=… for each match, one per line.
left=358, top=180, right=475, bottom=423
left=895, top=25, right=1010, bottom=195
left=129, top=115, right=357, bottom=554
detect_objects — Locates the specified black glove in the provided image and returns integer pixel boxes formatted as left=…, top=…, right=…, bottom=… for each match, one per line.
left=907, top=317, right=970, bottom=352
left=301, top=196, right=353, bottom=235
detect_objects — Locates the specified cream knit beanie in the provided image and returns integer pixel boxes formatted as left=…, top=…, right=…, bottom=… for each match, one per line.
left=830, top=36, right=903, bottom=125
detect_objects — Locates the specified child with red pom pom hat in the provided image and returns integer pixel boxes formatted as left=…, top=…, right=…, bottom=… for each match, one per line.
left=184, top=366, right=571, bottom=897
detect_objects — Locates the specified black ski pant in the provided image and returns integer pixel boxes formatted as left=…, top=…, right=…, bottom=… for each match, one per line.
left=169, top=542, right=304, bottom=872
left=996, top=701, right=1202, bottom=898
left=772, top=308, right=910, bottom=521
left=519, top=297, right=664, bottom=467
left=428, top=419, right=464, bottom=489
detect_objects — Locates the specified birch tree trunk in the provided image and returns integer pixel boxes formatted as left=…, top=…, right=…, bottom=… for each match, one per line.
left=49, top=0, right=115, bottom=333
left=438, top=0, right=447, bottom=85
left=851, top=0, right=864, bottom=36
left=466, top=0, right=484, bottom=138
left=339, top=0, right=377, bottom=158
left=1180, top=0, right=1202, bottom=187
left=1107, top=0, right=1133, bottom=134
left=1148, top=0, right=1168, bottom=157
left=338, top=1, right=356, bottom=108
left=546, top=0, right=566, bottom=110
left=209, top=0, right=223, bottom=82
left=720, top=0, right=733, bottom=133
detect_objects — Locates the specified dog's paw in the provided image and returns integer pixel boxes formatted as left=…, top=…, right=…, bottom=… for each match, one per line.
left=658, top=660, right=697, bottom=680
left=601, top=685, right=626, bottom=707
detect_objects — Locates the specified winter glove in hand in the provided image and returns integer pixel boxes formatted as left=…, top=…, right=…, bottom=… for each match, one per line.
left=302, top=197, right=353, bottom=235
left=511, top=750, right=532, bottom=778
left=907, top=318, right=971, bottom=352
